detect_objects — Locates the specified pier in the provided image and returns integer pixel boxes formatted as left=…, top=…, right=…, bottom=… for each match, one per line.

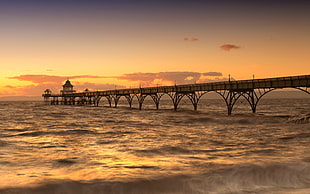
left=43, top=75, right=310, bottom=115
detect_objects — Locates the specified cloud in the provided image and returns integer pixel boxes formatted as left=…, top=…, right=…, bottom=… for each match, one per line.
left=4, top=85, right=17, bottom=89
left=115, top=71, right=223, bottom=86
left=114, top=72, right=157, bottom=82
left=220, top=44, right=241, bottom=51
left=9, top=72, right=223, bottom=87
left=203, top=72, right=222, bottom=76
left=6, top=74, right=113, bottom=96
left=185, top=76, right=194, bottom=81
left=4, top=71, right=224, bottom=97
left=197, top=76, right=234, bottom=83
left=184, top=37, right=199, bottom=42
left=2, top=81, right=125, bottom=97
left=73, top=82, right=125, bottom=91
left=8, top=75, right=107, bottom=84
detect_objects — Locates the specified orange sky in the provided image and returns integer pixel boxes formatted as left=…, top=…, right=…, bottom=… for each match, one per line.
left=0, top=0, right=309, bottom=97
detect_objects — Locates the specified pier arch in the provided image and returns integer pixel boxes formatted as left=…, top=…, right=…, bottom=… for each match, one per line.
left=244, top=87, right=309, bottom=113
left=216, top=87, right=310, bottom=115
left=138, top=93, right=165, bottom=110
left=166, top=91, right=209, bottom=111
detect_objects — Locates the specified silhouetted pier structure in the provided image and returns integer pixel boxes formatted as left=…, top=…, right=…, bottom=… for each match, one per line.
left=43, top=75, right=310, bottom=115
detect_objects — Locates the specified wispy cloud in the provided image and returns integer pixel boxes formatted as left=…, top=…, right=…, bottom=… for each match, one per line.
left=184, top=37, right=199, bottom=42
left=203, top=72, right=222, bottom=76
left=197, top=77, right=233, bottom=83
left=220, top=44, right=241, bottom=51
left=73, top=82, right=125, bottom=91
left=4, top=85, right=17, bottom=89
left=8, top=75, right=107, bottom=84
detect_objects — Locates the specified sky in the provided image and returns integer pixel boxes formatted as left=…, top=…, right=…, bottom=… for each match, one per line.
left=0, top=0, right=309, bottom=97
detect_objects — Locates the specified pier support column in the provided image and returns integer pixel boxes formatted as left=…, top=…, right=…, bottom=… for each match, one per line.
left=168, top=92, right=185, bottom=111
left=186, top=91, right=206, bottom=111
left=227, top=91, right=239, bottom=115
left=125, top=95, right=134, bottom=108
left=77, top=97, right=85, bottom=105
left=44, top=96, right=50, bottom=105
left=242, top=88, right=275, bottom=113
left=105, top=96, right=112, bottom=107
left=217, top=90, right=242, bottom=115
left=54, top=97, right=59, bottom=105
left=62, top=97, right=68, bottom=105
left=50, top=97, right=56, bottom=105
left=150, top=93, right=163, bottom=110
left=86, top=97, right=92, bottom=105
left=137, top=94, right=147, bottom=110
left=112, top=95, right=121, bottom=108
left=70, top=97, right=76, bottom=105
left=93, top=95, right=101, bottom=107
left=82, top=96, right=87, bottom=105
left=243, top=90, right=257, bottom=113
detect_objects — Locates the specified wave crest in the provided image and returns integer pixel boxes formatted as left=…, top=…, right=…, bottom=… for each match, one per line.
left=1, top=162, right=309, bottom=194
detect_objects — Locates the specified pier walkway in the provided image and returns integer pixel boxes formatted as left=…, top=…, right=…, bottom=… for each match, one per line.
left=43, top=75, right=310, bottom=115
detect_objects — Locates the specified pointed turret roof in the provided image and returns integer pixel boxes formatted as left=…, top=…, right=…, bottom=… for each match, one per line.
left=63, top=80, right=73, bottom=87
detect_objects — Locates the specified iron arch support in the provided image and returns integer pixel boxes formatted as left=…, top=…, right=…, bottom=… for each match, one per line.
left=76, top=97, right=81, bottom=105
left=78, top=96, right=85, bottom=105
left=137, top=94, right=148, bottom=110
left=295, top=87, right=310, bottom=94
left=216, top=90, right=243, bottom=115
left=168, top=92, right=186, bottom=111
left=82, top=96, right=87, bottom=105
left=50, top=97, right=54, bottom=105
left=241, top=88, right=276, bottom=113
left=70, top=97, right=76, bottom=105
left=112, top=95, right=121, bottom=108
left=87, top=96, right=93, bottom=105
left=63, top=97, right=70, bottom=105
left=51, top=96, right=59, bottom=105
left=104, top=96, right=113, bottom=107
left=186, top=92, right=198, bottom=111
left=61, top=97, right=66, bottom=105
left=186, top=91, right=208, bottom=111
left=150, top=93, right=164, bottom=110
left=124, top=94, right=134, bottom=108
left=93, top=95, right=102, bottom=107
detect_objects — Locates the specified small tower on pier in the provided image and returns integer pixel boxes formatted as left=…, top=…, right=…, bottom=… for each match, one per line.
left=44, top=89, right=52, bottom=95
left=61, top=80, right=76, bottom=94
left=43, top=89, right=52, bottom=104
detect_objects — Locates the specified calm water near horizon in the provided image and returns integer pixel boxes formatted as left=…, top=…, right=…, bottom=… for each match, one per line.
left=0, top=98, right=309, bottom=193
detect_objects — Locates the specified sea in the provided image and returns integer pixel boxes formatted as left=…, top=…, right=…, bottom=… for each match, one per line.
left=0, top=96, right=309, bottom=194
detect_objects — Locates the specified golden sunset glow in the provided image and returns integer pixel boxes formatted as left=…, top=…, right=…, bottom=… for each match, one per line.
left=0, top=0, right=309, bottom=98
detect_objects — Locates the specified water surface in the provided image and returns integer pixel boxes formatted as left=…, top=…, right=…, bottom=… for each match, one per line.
left=0, top=98, right=309, bottom=193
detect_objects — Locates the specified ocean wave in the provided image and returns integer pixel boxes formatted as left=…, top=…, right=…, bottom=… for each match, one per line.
left=1, top=162, right=309, bottom=194
left=288, top=114, right=310, bottom=124
left=278, top=132, right=310, bottom=141
left=0, top=140, right=8, bottom=146
left=12, top=129, right=97, bottom=137
left=133, top=146, right=194, bottom=156
left=55, top=158, right=78, bottom=166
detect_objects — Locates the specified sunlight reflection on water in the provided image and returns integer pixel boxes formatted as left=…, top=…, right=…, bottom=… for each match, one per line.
left=0, top=99, right=309, bottom=193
